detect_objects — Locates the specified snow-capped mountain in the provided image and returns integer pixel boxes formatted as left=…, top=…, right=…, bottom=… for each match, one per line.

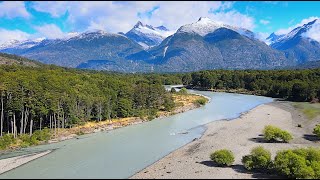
left=0, top=38, right=47, bottom=55
left=1, top=18, right=319, bottom=72
left=65, top=32, right=80, bottom=39
left=270, top=19, right=320, bottom=64
left=0, top=38, right=46, bottom=50
left=125, top=21, right=173, bottom=49
left=272, top=19, right=318, bottom=47
left=66, top=30, right=117, bottom=41
left=12, top=29, right=145, bottom=68
left=0, top=39, right=21, bottom=50
left=15, top=38, right=46, bottom=49
left=265, top=32, right=285, bottom=45
left=177, top=17, right=256, bottom=39
left=0, top=32, right=80, bottom=51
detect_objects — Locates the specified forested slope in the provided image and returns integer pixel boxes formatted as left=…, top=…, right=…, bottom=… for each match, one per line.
left=0, top=64, right=177, bottom=147
left=0, top=53, right=42, bottom=67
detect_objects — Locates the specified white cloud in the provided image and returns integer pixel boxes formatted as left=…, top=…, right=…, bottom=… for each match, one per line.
left=34, top=24, right=65, bottom=39
left=0, top=1, right=30, bottom=19
left=31, top=1, right=256, bottom=33
left=302, top=19, right=320, bottom=42
left=275, top=16, right=319, bottom=35
left=210, top=10, right=255, bottom=30
left=260, top=19, right=270, bottom=25
left=254, top=32, right=270, bottom=44
left=0, top=29, right=30, bottom=45
left=30, top=1, right=71, bottom=17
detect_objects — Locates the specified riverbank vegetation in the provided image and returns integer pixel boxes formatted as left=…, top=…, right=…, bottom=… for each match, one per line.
left=0, top=64, right=201, bottom=150
left=313, top=124, right=320, bottom=138
left=179, top=68, right=320, bottom=102
left=212, top=146, right=320, bottom=179
left=242, top=147, right=320, bottom=179
left=0, top=64, right=209, bottom=150
left=263, top=125, right=293, bottom=143
left=242, top=146, right=272, bottom=171
left=210, top=149, right=235, bottom=167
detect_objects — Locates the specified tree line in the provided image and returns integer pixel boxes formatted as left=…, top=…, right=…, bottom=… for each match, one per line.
left=0, top=65, right=175, bottom=138
left=180, top=69, right=320, bottom=102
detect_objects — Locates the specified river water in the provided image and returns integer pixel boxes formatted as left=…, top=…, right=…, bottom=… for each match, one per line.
left=0, top=89, right=273, bottom=179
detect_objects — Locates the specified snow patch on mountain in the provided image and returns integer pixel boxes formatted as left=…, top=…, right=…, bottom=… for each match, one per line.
left=301, top=19, right=320, bottom=42
left=177, top=17, right=256, bottom=39
left=0, top=39, right=20, bottom=50
left=133, top=21, right=174, bottom=38
left=65, top=30, right=126, bottom=43
left=64, top=32, right=80, bottom=39
left=178, top=17, right=224, bottom=36
left=0, top=38, right=46, bottom=50
left=163, top=46, right=168, bottom=57
left=274, top=19, right=318, bottom=44
left=138, top=42, right=149, bottom=49
left=265, top=32, right=285, bottom=45
left=125, top=21, right=174, bottom=49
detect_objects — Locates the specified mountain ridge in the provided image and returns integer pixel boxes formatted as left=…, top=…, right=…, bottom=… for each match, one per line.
left=0, top=17, right=319, bottom=72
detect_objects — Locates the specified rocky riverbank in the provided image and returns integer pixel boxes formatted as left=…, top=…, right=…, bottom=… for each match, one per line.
left=132, top=101, right=320, bottom=179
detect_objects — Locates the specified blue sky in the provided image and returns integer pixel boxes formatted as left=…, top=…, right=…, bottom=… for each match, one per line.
left=0, top=1, right=319, bottom=44
left=233, top=1, right=320, bottom=34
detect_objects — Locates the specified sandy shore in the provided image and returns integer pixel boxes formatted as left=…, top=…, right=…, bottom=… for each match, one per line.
left=132, top=102, right=320, bottom=179
left=0, top=150, right=52, bottom=175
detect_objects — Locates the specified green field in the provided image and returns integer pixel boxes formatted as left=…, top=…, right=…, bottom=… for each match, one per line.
left=292, top=102, right=320, bottom=120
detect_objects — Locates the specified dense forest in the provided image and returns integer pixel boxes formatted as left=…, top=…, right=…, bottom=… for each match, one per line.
left=0, top=64, right=178, bottom=141
left=180, top=69, right=320, bottom=102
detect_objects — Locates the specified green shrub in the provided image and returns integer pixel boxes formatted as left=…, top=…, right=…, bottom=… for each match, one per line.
left=0, top=134, right=16, bottom=150
left=274, top=148, right=320, bottom=179
left=18, top=134, right=39, bottom=146
left=164, top=95, right=175, bottom=111
left=170, top=87, right=177, bottom=93
left=210, top=149, right=235, bottom=166
left=194, top=98, right=207, bottom=106
left=242, top=146, right=272, bottom=170
left=279, top=131, right=293, bottom=143
left=16, top=128, right=52, bottom=148
left=179, top=87, right=188, bottom=94
left=311, top=161, right=320, bottom=179
left=18, top=134, right=32, bottom=147
left=31, top=128, right=51, bottom=142
left=293, top=147, right=320, bottom=163
left=313, top=124, right=320, bottom=138
left=76, top=131, right=85, bottom=136
left=263, top=125, right=293, bottom=143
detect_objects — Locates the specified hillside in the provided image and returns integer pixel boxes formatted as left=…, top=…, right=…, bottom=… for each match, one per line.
left=0, top=53, right=41, bottom=67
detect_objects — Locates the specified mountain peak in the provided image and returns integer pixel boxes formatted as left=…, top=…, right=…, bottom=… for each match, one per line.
left=308, top=19, right=318, bottom=25
left=267, top=32, right=283, bottom=40
left=198, top=17, right=211, bottom=22
left=272, top=19, right=319, bottom=45
left=134, top=21, right=144, bottom=28
left=155, top=25, right=169, bottom=31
